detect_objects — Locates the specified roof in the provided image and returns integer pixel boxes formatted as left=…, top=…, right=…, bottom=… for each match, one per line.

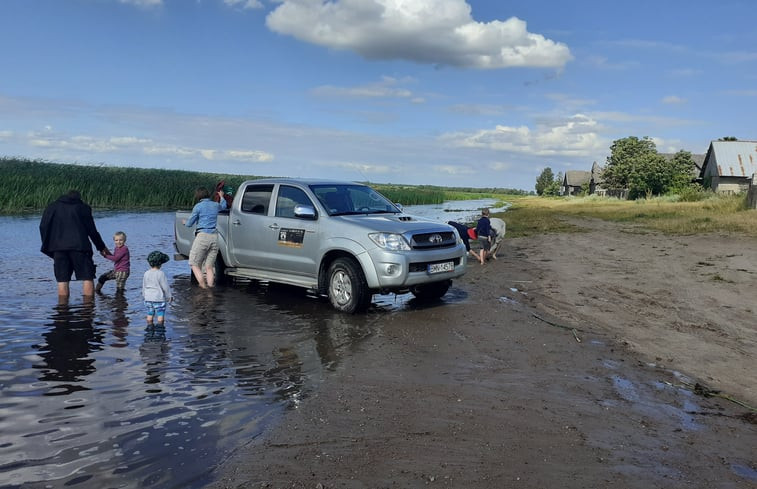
left=700, top=141, right=757, bottom=178
left=660, top=152, right=706, bottom=177
left=591, top=161, right=604, bottom=184
left=564, top=170, right=591, bottom=187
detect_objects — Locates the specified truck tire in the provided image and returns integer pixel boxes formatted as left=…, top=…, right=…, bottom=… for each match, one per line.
left=410, top=280, right=451, bottom=301
left=327, top=257, right=371, bottom=313
left=214, top=254, right=227, bottom=286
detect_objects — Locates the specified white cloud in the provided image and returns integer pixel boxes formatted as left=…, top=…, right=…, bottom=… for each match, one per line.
left=266, top=0, right=572, bottom=69
left=488, top=162, right=512, bottom=171
left=434, top=164, right=474, bottom=175
left=662, top=95, right=686, bottom=104
left=25, top=132, right=274, bottom=163
left=441, top=113, right=604, bottom=157
left=311, top=76, right=419, bottom=100
left=319, top=160, right=401, bottom=175
left=223, top=0, right=263, bottom=9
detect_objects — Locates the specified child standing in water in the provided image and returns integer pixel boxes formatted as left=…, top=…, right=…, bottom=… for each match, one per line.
left=96, top=231, right=130, bottom=293
left=142, top=251, right=172, bottom=326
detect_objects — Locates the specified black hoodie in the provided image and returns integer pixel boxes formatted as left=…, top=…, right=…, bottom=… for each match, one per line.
left=39, top=193, right=107, bottom=258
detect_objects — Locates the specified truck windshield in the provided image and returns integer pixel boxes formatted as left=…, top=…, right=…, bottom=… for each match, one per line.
left=311, top=184, right=401, bottom=216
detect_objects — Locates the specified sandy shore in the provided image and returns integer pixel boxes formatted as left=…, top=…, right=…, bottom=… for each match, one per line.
left=209, top=217, right=756, bottom=488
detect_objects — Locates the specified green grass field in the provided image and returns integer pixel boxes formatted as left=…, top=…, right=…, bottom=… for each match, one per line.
left=499, top=193, right=757, bottom=237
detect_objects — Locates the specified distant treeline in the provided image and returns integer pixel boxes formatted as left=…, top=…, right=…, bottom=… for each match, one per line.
left=0, top=157, right=527, bottom=214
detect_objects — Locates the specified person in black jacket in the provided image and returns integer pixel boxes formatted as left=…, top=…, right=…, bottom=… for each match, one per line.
left=40, top=190, right=111, bottom=301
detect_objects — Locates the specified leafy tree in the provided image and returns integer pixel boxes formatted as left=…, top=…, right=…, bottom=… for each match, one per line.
left=718, top=136, right=738, bottom=141
left=543, top=172, right=562, bottom=196
left=603, top=137, right=694, bottom=199
left=602, top=136, right=658, bottom=191
left=535, top=167, right=554, bottom=195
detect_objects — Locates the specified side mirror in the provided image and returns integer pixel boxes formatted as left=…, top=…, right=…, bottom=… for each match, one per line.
left=294, top=204, right=317, bottom=220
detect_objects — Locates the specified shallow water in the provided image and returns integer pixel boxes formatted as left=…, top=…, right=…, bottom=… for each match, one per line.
left=0, top=200, right=495, bottom=489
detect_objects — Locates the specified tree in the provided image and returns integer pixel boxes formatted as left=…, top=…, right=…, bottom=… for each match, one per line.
left=535, top=167, right=555, bottom=195
left=602, top=136, right=694, bottom=199
left=718, top=136, right=738, bottom=141
left=543, top=172, right=562, bottom=196
left=602, top=136, right=658, bottom=191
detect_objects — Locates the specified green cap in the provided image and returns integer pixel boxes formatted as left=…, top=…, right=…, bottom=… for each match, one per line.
left=147, top=251, right=169, bottom=267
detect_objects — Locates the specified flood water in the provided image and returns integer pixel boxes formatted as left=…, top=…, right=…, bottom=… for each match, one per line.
left=0, top=199, right=502, bottom=489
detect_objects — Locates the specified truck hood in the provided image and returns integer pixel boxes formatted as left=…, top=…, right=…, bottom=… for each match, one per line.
left=334, top=213, right=452, bottom=233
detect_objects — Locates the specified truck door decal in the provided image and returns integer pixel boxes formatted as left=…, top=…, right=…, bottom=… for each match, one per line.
left=278, top=228, right=305, bottom=248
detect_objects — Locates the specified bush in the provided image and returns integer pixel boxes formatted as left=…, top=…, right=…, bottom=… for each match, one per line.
left=670, top=184, right=713, bottom=202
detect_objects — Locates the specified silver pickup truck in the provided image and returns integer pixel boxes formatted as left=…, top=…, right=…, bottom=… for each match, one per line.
left=174, top=178, right=467, bottom=313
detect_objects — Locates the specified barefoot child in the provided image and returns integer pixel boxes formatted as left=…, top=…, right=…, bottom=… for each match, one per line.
left=142, top=251, right=172, bottom=326
left=96, top=231, right=130, bottom=293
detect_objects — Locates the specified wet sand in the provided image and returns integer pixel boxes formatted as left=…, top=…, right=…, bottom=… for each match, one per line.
left=210, top=217, right=757, bottom=488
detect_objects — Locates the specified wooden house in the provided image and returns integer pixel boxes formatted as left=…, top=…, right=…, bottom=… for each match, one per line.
left=561, top=170, right=591, bottom=196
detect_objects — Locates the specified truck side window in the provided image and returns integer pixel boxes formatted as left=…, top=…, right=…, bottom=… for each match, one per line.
left=276, top=186, right=313, bottom=218
left=241, top=185, right=274, bottom=214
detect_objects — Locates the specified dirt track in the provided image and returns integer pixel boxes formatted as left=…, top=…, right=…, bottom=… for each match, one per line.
left=210, top=217, right=757, bottom=488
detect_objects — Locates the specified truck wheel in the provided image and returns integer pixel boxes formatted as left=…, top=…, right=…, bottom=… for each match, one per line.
left=410, top=280, right=451, bottom=301
left=327, top=257, right=371, bottom=313
left=214, top=254, right=228, bottom=286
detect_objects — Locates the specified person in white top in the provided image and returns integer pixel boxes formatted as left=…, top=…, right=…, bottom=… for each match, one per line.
left=142, top=251, right=172, bottom=326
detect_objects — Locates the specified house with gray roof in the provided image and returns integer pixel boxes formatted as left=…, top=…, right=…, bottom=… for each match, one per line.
left=561, top=170, right=591, bottom=196
left=589, top=161, right=605, bottom=196
left=699, top=140, right=757, bottom=193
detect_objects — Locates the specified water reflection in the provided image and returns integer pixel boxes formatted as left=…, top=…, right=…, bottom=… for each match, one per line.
left=109, top=291, right=131, bottom=348
left=0, top=204, right=477, bottom=488
left=35, top=302, right=103, bottom=395
left=140, top=324, right=169, bottom=386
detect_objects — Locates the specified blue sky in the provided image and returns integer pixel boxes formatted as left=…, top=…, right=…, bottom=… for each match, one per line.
left=1, top=0, right=755, bottom=191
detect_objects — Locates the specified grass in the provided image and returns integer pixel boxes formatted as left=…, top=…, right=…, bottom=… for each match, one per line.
left=497, top=193, right=757, bottom=238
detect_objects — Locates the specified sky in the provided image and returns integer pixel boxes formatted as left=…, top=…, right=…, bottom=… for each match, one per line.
left=1, top=0, right=756, bottom=191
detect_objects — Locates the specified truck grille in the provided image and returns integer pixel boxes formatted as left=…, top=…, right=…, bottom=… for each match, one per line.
left=410, top=231, right=457, bottom=250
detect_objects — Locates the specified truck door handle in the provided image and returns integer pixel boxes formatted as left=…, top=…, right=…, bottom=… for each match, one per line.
left=232, top=219, right=241, bottom=226
left=268, top=224, right=280, bottom=230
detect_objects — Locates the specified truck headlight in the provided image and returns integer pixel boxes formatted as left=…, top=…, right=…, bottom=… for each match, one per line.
left=369, top=232, right=411, bottom=251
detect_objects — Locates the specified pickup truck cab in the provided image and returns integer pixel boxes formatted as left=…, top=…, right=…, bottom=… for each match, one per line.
left=175, top=178, right=467, bottom=313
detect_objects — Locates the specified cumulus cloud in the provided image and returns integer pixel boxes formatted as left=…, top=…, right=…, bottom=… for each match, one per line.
left=26, top=132, right=274, bottom=163
left=266, top=0, right=572, bottom=69
left=440, top=113, right=603, bottom=157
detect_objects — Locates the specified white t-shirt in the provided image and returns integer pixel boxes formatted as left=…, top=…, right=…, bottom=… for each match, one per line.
left=142, top=268, right=172, bottom=302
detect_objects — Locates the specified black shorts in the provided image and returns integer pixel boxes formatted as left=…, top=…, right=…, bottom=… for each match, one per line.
left=53, top=251, right=96, bottom=282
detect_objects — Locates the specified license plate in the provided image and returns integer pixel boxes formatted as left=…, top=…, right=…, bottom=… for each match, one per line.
left=428, top=261, right=454, bottom=274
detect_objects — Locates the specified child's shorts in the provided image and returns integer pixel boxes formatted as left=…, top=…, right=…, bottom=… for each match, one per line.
left=144, top=301, right=167, bottom=318
left=478, top=236, right=491, bottom=251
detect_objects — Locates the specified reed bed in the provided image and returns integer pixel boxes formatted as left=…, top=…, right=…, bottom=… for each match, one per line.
left=0, top=158, right=505, bottom=214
